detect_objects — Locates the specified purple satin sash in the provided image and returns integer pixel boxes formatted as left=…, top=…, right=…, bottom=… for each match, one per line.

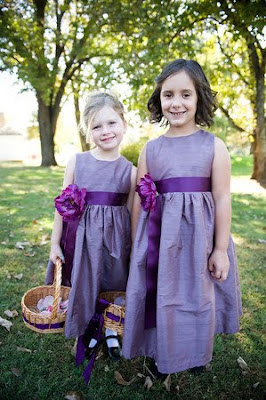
left=76, top=298, right=109, bottom=384
left=145, top=177, right=211, bottom=329
left=61, top=191, right=128, bottom=286
left=75, top=297, right=124, bottom=384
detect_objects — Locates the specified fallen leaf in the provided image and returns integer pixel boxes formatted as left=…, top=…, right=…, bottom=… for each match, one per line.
left=143, top=376, right=153, bottom=390
left=65, top=392, right=84, bottom=400
left=14, top=273, right=23, bottom=280
left=104, top=365, right=110, bottom=372
left=24, top=252, right=36, bottom=257
left=17, top=346, right=32, bottom=353
left=253, top=382, right=260, bottom=389
left=258, top=239, right=266, bottom=244
left=11, top=367, right=21, bottom=377
left=137, top=373, right=145, bottom=378
left=40, top=234, right=50, bottom=246
left=95, top=348, right=104, bottom=360
left=114, top=370, right=129, bottom=386
left=205, top=363, right=212, bottom=372
left=0, top=316, right=13, bottom=331
left=1, top=241, right=7, bottom=245
left=4, top=309, right=18, bottom=318
left=176, top=385, right=180, bottom=393
left=71, top=340, right=77, bottom=358
left=242, top=370, right=248, bottom=376
left=114, top=370, right=137, bottom=386
left=237, top=356, right=249, bottom=371
left=15, top=241, right=29, bottom=249
left=163, top=374, right=171, bottom=392
left=143, top=358, right=156, bottom=380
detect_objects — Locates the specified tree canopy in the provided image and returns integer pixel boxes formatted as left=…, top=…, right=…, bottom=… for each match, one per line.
left=120, top=0, right=265, bottom=183
left=0, top=0, right=265, bottom=183
left=0, top=0, right=136, bottom=165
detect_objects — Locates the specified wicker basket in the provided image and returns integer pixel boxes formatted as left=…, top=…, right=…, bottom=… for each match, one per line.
left=99, top=291, right=126, bottom=336
left=21, top=258, right=70, bottom=334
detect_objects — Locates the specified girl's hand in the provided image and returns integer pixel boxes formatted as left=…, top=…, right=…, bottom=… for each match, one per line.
left=208, top=248, right=229, bottom=282
left=50, top=244, right=65, bottom=264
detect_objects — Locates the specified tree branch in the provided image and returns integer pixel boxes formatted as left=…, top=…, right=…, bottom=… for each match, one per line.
left=216, top=35, right=251, bottom=88
left=219, top=105, right=246, bottom=133
left=167, top=17, right=207, bottom=46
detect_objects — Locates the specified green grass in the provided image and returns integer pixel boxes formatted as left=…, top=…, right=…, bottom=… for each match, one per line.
left=0, top=156, right=265, bottom=400
left=231, top=155, right=253, bottom=176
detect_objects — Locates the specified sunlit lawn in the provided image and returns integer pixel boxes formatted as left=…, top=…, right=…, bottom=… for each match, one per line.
left=0, top=156, right=265, bottom=400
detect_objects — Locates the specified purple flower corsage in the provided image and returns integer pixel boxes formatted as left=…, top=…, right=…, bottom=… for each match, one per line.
left=54, top=184, right=87, bottom=221
left=136, top=173, right=158, bottom=211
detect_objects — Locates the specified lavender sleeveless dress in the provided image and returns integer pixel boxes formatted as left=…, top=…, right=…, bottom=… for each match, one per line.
left=47, top=151, right=132, bottom=338
left=122, top=130, right=242, bottom=374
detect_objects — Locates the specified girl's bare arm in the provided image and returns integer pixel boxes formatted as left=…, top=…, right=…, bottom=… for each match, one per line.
left=208, top=137, right=231, bottom=281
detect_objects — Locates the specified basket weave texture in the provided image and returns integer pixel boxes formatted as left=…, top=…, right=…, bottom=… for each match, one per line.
left=99, top=291, right=125, bottom=336
left=21, top=259, right=70, bottom=334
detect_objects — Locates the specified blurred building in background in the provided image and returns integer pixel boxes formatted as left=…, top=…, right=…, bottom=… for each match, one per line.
left=0, top=112, right=25, bottom=162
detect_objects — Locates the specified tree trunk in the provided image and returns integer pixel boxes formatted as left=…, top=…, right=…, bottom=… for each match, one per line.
left=73, top=90, right=90, bottom=152
left=251, top=123, right=266, bottom=186
left=37, top=94, right=57, bottom=166
left=79, top=131, right=90, bottom=152
left=251, top=54, right=266, bottom=186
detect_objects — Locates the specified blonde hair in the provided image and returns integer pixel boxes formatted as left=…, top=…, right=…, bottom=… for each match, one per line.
left=80, top=91, right=126, bottom=143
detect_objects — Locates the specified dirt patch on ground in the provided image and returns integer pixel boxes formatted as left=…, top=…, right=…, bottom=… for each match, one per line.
left=231, top=177, right=266, bottom=194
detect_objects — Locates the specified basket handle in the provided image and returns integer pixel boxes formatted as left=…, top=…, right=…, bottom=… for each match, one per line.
left=51, top=257, right=63, bottom=319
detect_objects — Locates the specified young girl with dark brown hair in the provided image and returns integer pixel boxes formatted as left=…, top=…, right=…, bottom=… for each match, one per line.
left=123, top=59, right=241, bottom=376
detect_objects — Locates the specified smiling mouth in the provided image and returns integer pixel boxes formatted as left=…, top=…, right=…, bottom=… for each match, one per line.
left=170, top=111, right=186, bottom=116
left=101, top=136, right=115, bottom=141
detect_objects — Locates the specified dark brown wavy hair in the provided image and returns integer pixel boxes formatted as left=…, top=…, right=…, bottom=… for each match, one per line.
left=147, top=59, right=217, bottom=127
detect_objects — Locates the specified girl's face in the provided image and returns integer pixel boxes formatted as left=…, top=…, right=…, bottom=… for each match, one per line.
left=160, top=70, right=198, bottom=133
left=89, top=105, right=126, bottom=151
